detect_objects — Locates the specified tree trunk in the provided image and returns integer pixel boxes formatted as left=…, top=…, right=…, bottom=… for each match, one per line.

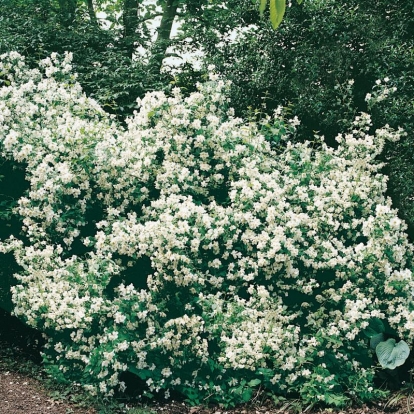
left=149, top=0, right=178, bottom=73
left=58, top=0, right=77, bottom=27
left=123, top=0, right=140, bottom=58
left=87, top=0, right=98, bottom=27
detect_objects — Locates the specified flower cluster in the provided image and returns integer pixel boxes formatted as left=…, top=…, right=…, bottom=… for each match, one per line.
left=0, top=52, right=413, bottom=406
left=365, top=77, right=398, bottom=108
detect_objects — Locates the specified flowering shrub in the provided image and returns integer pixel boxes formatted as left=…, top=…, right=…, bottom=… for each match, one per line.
left=1, top=52, right=414, bottom=407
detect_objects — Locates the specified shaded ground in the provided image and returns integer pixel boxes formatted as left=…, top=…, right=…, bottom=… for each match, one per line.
left=1, top=309, right=414, bottom=414
left=0, top=370, right=97, bottom=414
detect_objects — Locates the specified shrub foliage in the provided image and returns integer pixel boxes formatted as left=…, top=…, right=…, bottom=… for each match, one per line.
left=0, top=52, right=414, bottom=407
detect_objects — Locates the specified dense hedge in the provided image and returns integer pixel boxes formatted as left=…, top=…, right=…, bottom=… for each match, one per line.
left=1, top=52, right=414, bottom=408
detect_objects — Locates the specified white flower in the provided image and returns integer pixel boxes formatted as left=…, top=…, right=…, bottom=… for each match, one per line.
left=1, top=52, right=413, bottom=402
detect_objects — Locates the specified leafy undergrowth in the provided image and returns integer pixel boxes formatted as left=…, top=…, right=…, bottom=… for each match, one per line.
left=1, top=308, right=414, bottom=414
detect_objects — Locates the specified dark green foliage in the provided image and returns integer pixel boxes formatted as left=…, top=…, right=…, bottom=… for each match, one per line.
left=182, top=0, right=414, bottom=236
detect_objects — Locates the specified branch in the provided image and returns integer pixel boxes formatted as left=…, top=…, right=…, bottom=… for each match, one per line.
left=138, top=12, right=164, bottom=24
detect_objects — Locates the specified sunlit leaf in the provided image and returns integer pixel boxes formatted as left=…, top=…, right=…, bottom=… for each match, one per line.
left=269, top=0, right=286, bottom=29
left=259, top=0, right=267, bottom=15
left=262, top=0, right=303, bottom=29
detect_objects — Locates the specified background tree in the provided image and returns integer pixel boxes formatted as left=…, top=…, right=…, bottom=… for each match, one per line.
left=0, top=0, right=178, bottom=117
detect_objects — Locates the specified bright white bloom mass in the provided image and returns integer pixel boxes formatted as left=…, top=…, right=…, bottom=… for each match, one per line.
left=0, top=52, right=413, bottom=407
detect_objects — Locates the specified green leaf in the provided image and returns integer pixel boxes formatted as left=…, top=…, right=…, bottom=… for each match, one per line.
left=370, top=333, right=385, bottom=350
left=233, top=386, right=243, bottom=395
left=242, top=388, right=253, bottom=402
left=363, top=318, right=385, bottom=338
left=269, top=0, right=286, bottom=29
left=297, top=0, right=303, bottom=4
left=248, top=379, right=261, bottom=387
left=259, top=0, right=267, bottom=15
left=269, top=0, right=277, bottom=28
left=376, top=339, right=410, bottom=370
left=143, top=391, right=154, bottom=399
left=325, top=393, right=346, bottom=407
left=128, top=365, right=152, bottom=380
